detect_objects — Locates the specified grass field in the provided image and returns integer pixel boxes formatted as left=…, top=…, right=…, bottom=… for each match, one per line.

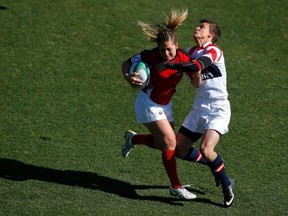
left=1, top=0, right=287, bottom=215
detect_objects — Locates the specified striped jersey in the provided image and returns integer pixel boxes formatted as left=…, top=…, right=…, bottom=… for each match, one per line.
left=186, top=42, right=228, bottom=100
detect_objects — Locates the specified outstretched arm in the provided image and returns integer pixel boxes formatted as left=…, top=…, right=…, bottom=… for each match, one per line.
left=165, top=56, right=212, bottom=72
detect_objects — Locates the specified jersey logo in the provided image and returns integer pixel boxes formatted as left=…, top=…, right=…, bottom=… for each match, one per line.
left=201, top=65, right=222, bottom=80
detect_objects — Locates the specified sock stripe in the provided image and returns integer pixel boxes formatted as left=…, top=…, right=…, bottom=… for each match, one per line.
left=196, top=151, right=202, bottom=162
left=215, top=162, right=225, bottom=173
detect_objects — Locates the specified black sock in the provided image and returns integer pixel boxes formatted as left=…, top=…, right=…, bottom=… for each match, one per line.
left=209, top=155, right=231, bottom=188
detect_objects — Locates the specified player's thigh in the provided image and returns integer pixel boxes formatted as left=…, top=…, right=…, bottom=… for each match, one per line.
left=175, top=127, right=203, bottom=158
left=144, top=119, right=176, bottom=150
left=200, top=129, right=220, bottom=154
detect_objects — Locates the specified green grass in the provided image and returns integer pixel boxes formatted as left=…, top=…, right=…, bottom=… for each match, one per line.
left=0, top=0, right=287, bottom=215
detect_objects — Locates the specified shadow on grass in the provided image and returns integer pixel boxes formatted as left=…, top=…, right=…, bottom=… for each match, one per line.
left=0, top=6, right=7, bottom=10
left=0, top=158, right=223, bottom=207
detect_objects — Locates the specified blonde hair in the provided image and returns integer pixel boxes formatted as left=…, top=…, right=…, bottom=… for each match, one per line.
left=138, top=9, right=188, bottom=45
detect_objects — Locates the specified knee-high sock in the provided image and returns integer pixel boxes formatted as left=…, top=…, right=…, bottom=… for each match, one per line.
left=209, top=155, right=231, bottom=187
left=162, top=150, right=181, bottom=189
left=184, top=147, right=208, bottom=165
left=131, top=134, right=154, bottom=148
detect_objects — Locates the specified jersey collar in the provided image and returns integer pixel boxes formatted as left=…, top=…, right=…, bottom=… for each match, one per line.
left=197, top=42, right=213, bottom=50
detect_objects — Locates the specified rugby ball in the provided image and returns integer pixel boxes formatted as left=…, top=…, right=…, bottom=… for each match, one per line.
left=129, top=61, right=150, bottom=89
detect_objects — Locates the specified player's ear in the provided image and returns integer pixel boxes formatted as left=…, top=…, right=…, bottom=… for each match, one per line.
left=208, top=33, right=214, bottom=40
left=175, top=42, right=179, bottom=48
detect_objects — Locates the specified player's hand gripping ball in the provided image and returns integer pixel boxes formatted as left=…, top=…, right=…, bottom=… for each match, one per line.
left=129, top=61, right=150, bottom=89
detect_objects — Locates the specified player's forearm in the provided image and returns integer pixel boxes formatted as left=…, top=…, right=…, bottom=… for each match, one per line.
left=166, top=56, right=212, bottom=72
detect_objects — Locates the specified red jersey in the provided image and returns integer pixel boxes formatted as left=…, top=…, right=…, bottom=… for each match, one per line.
left=140, top=48, right=190, bottom=105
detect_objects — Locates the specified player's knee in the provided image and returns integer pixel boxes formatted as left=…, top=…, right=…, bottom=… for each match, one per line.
left=163, top=135, right=176, bottom=149
left=200, top=146, right=213, bottom=159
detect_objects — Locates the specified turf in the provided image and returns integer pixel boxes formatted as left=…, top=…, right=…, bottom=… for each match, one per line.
left=0, top=0, right=287, bottom=215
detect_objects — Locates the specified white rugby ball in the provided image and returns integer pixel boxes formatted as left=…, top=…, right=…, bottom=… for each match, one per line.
left=129, top=61, right=150, bottom=89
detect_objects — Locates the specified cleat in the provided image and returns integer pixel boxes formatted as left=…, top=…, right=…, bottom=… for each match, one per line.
left=169, top=185, right=197, bottom=200
left=223, top=179, right=234, bottom=207
left=122, top=130, right=136, bottom=158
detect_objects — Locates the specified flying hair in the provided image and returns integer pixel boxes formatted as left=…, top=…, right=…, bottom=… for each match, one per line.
left=138, top=9, right=188, bottom=44
left=165, top=9, right=188, bottom=31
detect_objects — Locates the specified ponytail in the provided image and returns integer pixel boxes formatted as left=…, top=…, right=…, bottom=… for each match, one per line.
left=138, top=9, right=188, bottom=45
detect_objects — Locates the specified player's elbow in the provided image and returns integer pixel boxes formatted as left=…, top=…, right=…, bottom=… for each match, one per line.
left=191, top=80, right=202, bottom=88
left=121, top=60, right=130, bottom=74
